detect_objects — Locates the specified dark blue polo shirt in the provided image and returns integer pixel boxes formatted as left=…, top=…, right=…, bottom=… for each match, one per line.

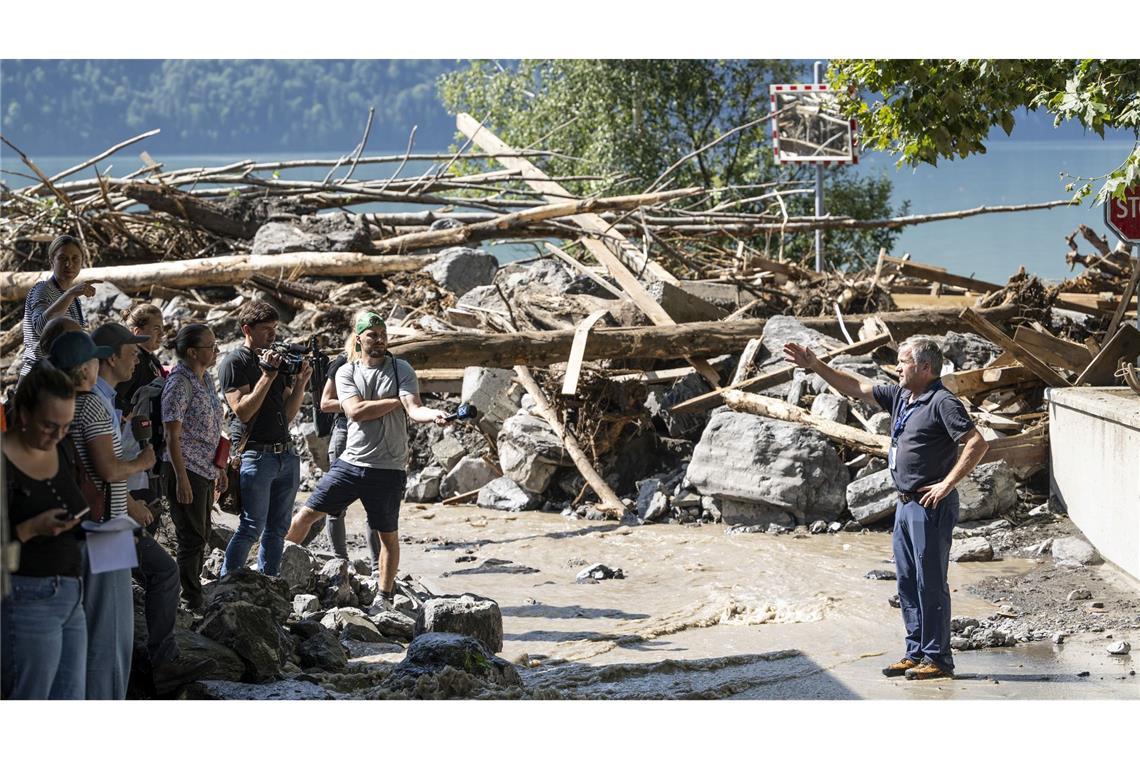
left=872, top=380, right=975, bottom=493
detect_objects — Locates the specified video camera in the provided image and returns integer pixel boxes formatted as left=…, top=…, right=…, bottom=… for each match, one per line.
left=264, top=336, right=323, bottom=377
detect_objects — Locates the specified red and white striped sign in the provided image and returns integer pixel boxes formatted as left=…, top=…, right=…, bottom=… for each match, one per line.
left=770, top=83, right=859, bottom=165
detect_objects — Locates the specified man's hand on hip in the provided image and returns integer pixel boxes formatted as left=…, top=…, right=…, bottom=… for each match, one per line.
left=918, top=480, right=954, bottom=509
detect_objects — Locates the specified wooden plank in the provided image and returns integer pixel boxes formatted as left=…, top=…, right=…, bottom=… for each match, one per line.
left=561, top=310, right=609, bottom=396
left=1075, top=324, right=1140, bottom=386
left=1105, top=255, right=1140, bottom=340
left=457, top=114, right=721, bottom=388
left=670, top=332, right=892, bottom=415
left=724, top=390, right=889, bottom=457
left=543, top=242, right=626, bottom=300
left=891, top=293, right=978, bottom=310
left=957, top=308, right=1072, bottom=387
left=942, top=363, right=1036, bottom=397
left=1012, top=325, right=1094, bottom=374
left=880, top=254, right=1004, bottom=292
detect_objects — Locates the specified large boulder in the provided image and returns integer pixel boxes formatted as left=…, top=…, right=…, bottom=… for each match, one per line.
left=430, top=436, right=467, bottom=471
left=198, top=601, right=294, bottom=682
left=710, top=497, right=796, bottom=530
left=686, top=412, right=849, bottom=524
left=440, top=456, right=499, bottom=500
left=202, top=567, right=292, bottom=624
left=846, top=468, right=898, bottom=526
left=950, top=536, right=995, bottom=562
left=406, top=467, right=443, bottom=502
left=477, top=476, right=540, bottom=512
left=385, top=632, right=521, bottom=689
left=321, top=607, right=384, bottom=643
left=908, top=331, right=1000, bottom=371
left=250, top=215, right=372, bottom=256
left=496, top=412, right=568, bottom=493
left=413, top=594, right=504, bottom=652
left=422, top=246, right=498, bottom=297
left=172, top=628, right=245, bottom=683
left=957, top=462, right=1018, bottom=522
left=810, top=393, right=849, bottom=423
left=81, top=281, right=133, bottom=326
left=369, top=608, right=417, bottom=641
left=461, top=367, right=524, bottom=439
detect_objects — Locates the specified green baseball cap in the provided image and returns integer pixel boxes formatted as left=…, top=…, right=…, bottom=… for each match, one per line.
left=354, top=312, right=386, bottom=335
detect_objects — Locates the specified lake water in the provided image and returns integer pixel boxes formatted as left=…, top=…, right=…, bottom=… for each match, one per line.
left=6, top=138, right=1136, bottom=283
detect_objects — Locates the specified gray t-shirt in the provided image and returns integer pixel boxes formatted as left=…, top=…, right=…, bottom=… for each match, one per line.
left=335, top=357, right=418, bottom=471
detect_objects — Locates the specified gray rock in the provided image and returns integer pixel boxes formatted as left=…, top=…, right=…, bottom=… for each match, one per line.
left=202, top=548, right=225, bottom=580
left=296, top=628, right=348, bottom=671
left=957, top=461, right=1018, bottom=521
left=209, top=525, right=235, bottom=552
left=809, top=520, right=828, bottom=534
left=1067, top=588, right=1093, bottom=601
left=686, top=413, right=849, bottom=524
left=413, top=594, right=504, bottom=652
left=81, top=281, right=133, bottom=324
left=477, top=476, right=539, bottom=512
left=369, top=608, right=416, bottom=641
left=430, top=435, right=467, bottom=471
left=950, top=536, right=995, bottom=562
left=1052, top=632, right=1067, bottom=645
left=644, top=280, right=727, bottom=323
left=440, top=456, right=499, bottom=500
left=423, top=246, right=499, bottom=297
left=251, top=221, right=344, bottom=257
left=406, top=467, right=443, bottom=502
left=865, top=568, right=897, bottom=581
left=699, top=495, right=721, bottom=523
left=853, top=457, right=887, bottom=480
left=575, top=563, right=625, bottom=583
left=1052, top=537, right=1103, bottom=567
left=198, top=601, right=293, bottom=682
left=867, top=412, right=892, bottom=436
left=461, top=367, right=524, bottom=439
left=951, top=617, right=980, bottom=633
left=278, top=542, right=317, bottom=595
left=644, top=373, right=714, bottom=440
left=321, top=607, right=384, bottom=642
left=1107, top=641, right=1131, bottom=655
left=496, top=412, right=568, bottom=493
left=292, top=594, right=320, bottom=616
left=318, top=558, right=352, bottom=586
left=635, top=478, right=666, bottom=516
left=172, top=628, right=245, bottom=683
left=202, top=567, right=292, bottom=624
left=644, top=492, right=671, bottom=522
left=845, top=468, right=898, bottom=526
left=810, top=393, right=849, bottom=423
left=385, top=632, right=521, bottom=689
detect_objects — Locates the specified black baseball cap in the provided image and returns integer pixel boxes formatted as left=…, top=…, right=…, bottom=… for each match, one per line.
left=91, top=322, right=150, bottom=352
left=48, top=331, right=113, bottom=370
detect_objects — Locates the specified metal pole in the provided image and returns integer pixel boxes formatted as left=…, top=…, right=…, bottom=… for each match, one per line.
left=814, top=60, right=824, bottom=273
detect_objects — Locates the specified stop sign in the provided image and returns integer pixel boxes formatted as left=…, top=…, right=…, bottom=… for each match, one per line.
left=1105, top=183, right=1140, bottom=243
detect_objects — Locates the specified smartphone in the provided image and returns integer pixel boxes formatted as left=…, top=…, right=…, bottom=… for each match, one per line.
left=63, top=506, right=90, bottom=521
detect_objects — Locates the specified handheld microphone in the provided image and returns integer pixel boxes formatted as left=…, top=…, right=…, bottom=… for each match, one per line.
left=131, top=415, right=153, bottom=446
left=443, top=403, right=478, bottom=422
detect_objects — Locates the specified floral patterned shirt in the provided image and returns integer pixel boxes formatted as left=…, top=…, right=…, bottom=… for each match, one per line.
left=161, top=362, right=224, bottom=480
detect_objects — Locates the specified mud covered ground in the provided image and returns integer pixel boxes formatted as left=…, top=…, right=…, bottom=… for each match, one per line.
left=273, top=497, right=1140, bottom=700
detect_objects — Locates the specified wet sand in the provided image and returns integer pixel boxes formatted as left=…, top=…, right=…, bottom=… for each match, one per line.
left=320, top=500, right=1139, bottom=699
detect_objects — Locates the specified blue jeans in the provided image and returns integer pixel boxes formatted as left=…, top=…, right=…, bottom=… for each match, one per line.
left=893, top=491, right=960, bottom=673
left=222, top=449, right=300, bottom=577
left=1, top=576, right=87, bottom=700
left=83, top=555, right=135, bottom=700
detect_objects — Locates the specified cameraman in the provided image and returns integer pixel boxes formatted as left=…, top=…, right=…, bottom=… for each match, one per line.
left=285, top=312, right=448, bottom=604
left=219, top=301, right=311, bottom=578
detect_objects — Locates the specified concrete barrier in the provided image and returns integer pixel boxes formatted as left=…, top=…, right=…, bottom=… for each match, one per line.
left=1047, top=387, right=1140, bottom=582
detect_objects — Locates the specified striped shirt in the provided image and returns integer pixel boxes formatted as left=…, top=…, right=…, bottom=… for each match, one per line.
left=69, top=391, right=128, bottom=519
left=20, top=276, right=86, bottom=377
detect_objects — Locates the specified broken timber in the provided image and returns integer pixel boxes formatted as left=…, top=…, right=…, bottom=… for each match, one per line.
left=389, top=306, right=1018, bottom=370
left=957, top=308, right=1072, bottom=387
left=723, top=389, right=890, bottom=457
left=1075, top=324, right=1140, bottom=386
left=0, top=251, right=433, bottom=301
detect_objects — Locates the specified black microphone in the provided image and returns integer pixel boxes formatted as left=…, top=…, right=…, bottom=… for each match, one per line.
left=131, top=415, right=153, bottom=446
left=443, top=403, right=478, bottom=422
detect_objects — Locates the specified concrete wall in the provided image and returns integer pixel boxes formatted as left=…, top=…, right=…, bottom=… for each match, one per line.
left=1047, top=388, right=1140, bottom=582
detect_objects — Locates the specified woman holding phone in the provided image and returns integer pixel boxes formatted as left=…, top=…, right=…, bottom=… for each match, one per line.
left=1, top=361, right=88, bottom=700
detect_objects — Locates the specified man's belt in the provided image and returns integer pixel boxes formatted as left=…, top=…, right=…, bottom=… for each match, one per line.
left=245, top=442, right=291, bottom=454
left=897, top=491, right=920, bottom=503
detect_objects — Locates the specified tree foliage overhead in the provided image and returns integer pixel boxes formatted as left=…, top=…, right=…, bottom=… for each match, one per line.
left=829, top=59, right=1140, bottom=203
left=1, top=60, right=458, bottom=155
left=438, top=59, right=907, bottom=269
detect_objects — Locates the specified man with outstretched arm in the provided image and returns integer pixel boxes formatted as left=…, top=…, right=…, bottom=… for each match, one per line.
left=285, top=312, right=450, bottom=604
left=784, top=337, right=989, bottom=680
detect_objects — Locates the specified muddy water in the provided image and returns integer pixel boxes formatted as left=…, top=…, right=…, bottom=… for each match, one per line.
left=329, top=501, right=1137, bottom=699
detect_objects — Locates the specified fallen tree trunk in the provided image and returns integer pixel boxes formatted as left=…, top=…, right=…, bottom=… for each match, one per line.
left=1, top=251, right=433, bottom=300
left=723, top=389, right=890, bottom=456
left=388, top=305, right=1019, bottom=369
left=122, top=182, right=261, bottom=239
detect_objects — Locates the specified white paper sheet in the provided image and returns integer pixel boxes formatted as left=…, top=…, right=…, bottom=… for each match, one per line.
left=82, top=516, right=140, bottom=574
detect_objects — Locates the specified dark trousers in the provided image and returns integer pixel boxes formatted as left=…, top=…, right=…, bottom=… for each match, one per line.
left=163, top=463, right=214, bottom=609
left=892, top=491, right=959, bottom=672
left=132, top=532, right=181, bottom=666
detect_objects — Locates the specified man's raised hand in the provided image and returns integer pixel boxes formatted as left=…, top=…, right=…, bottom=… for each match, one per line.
left=783, top=342, right=817, bottom=370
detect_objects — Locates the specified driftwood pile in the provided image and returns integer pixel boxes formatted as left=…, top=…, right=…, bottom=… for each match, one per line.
left=2, top=117, right=1138, bottom=520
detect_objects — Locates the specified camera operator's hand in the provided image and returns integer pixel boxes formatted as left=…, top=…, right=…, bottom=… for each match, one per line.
left=297, top=358, right=313, bottom=384
left=259, top=349, right=282, bottom=378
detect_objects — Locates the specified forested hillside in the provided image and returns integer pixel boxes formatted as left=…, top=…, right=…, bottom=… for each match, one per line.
left=1, top=59, right=461, bottom=155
